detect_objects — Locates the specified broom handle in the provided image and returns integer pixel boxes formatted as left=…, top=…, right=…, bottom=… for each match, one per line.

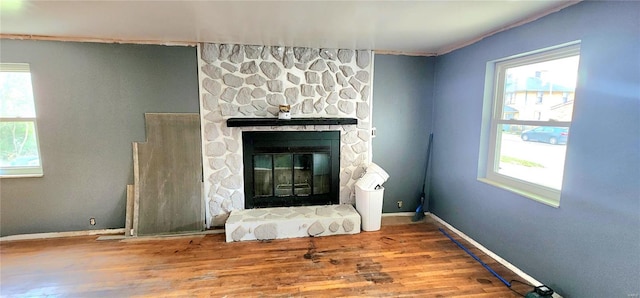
left=421, top=133, right=434, bottom=194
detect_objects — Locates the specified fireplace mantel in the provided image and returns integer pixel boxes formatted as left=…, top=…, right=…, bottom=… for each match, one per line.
left=227, top=117, right=357, bottom=127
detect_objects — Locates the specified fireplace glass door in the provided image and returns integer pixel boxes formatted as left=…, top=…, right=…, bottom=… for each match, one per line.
left=243, top=131, right=339, bottom=208
left=253, top=153, right=331, bottom=198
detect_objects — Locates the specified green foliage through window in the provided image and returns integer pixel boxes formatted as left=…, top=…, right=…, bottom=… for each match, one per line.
left=0, top=63, right=43, bottom=176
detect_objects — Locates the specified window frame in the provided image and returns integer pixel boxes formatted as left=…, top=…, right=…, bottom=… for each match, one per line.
left=478, top=42, right=581, bottom=207
left=0, top=63, right=44, bottom=178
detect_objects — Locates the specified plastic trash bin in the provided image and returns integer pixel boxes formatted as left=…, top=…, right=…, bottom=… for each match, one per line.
left=355, top=184, right=385, bottom=231
left=354, top=163, right=389, bottom=231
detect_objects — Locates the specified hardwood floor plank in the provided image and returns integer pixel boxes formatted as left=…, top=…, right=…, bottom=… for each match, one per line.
left=1, top=218, right=533, bottom=297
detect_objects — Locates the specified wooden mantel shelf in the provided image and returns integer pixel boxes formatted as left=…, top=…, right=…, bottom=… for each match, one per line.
left=226, top=117, right=358, bottom=127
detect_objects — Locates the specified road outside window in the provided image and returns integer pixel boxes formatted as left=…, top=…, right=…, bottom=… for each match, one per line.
left=479, top=43, right=581, bottom=206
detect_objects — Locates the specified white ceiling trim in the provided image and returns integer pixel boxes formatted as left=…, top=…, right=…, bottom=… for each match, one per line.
left=0, top=33, right=198, bottom=47
left=435, top=0, right=580, bottom=55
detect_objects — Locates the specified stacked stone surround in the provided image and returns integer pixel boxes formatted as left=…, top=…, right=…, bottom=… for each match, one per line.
left=197, top=43, right=373, bottom=227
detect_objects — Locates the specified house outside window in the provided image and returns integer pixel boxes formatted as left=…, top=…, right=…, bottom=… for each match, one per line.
left=505, top=92, right=515, bottom=104
left=478, top=43, right=580, bottom=207
left=533, top=111, right=542, bottom=120
left=0, top=63, right=43, bottom=177
left=536, top=91, right=543, bottom=104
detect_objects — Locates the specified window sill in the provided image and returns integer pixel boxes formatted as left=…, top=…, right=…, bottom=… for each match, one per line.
left=0, top=174, right=43, bottom=178
left=0, top=167, right=44, bottom=178
left=477, top=178, right=560, bottom=208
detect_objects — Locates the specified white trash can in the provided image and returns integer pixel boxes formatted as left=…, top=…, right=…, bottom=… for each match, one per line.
left=354, top=163, right=389, bottom=232
left=355, top=184, right=385, bottom=231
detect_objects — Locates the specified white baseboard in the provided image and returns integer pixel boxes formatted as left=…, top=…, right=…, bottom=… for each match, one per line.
left=428, top=213, right=562, bottom=298
left=382, top=211, right=416, bottom=217
left=0, top=228, right=125, bottom=242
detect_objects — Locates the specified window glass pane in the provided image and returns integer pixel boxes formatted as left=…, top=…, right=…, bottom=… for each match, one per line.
left=313, top=153, right=331, bottom=195
left=482, top=44, right=580, bottom=204
left=497, top=125, right=569, bottom=190
left=1, top=64, right=43, bottom=177
left=274, top=154, right=292, bottom=196
left=502, top=55, right=579, bottom=121
left=0, top=121, right=41, bottom=167
left=0, top=71, right=36, bottom=118
left=253, top=154, right=273, bottom=197
left=293, top=154, right=312, bottom=196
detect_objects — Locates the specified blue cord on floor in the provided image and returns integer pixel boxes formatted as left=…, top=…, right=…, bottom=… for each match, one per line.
left=438, top=227, right=512, bottom=287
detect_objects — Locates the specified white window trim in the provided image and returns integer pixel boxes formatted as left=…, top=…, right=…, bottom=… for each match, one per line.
left=0, top=63, right=44, bottom=178
left=478, top=42, right=581, bottom=207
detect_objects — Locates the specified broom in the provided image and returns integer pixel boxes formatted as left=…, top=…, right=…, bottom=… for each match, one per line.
left=412, top=133, right=433, bottom=222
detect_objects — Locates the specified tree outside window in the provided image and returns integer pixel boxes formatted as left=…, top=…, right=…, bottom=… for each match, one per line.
left=0, top=63, right=43, bottom=177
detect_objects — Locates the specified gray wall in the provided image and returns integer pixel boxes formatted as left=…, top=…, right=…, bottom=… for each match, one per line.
left=430, top=2, right=640, bottom=297
left=0, top=40, right=199, bottom=236
left=372, top=55, right=435, bottom=213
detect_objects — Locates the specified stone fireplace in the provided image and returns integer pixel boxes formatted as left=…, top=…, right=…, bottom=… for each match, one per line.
left=197, top=43, right=373, bottom=227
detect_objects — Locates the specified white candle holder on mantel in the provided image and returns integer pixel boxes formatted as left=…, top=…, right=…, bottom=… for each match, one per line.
left=278, top=105, right=291, bottom=120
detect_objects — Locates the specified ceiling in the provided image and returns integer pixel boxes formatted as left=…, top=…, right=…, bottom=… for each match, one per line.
left=0, top=0, right=578, bottom=56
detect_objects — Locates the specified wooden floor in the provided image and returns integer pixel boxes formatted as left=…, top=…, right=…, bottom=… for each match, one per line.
left=1, top=217, right=532, bottom=297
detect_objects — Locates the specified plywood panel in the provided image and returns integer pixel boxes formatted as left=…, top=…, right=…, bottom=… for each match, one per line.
left=124, top=185, right=134, bottom=237
left=133, top=113, right=203, bottom=236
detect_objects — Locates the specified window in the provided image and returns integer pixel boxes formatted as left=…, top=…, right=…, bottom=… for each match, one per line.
left=479, top=43, right=580, bottom=207
left=506, top=92, right=515, bottom=104
left=536, top=91, right=543, bottom=104
left=0, top=63, right=43, bottom=177
left=534, top=111, right=542, bottom=120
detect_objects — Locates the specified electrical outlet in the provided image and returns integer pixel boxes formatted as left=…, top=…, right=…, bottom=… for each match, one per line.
left=89, top=218, right=96, bottom=225
left=397, top=201, right=403, bottom=208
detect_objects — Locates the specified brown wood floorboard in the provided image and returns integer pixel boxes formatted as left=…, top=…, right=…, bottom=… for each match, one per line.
left=0, top=218, right=532, bottom=297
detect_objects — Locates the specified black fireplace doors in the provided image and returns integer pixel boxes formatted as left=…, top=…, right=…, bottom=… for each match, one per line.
left=242, top=131, right=340, bottom=208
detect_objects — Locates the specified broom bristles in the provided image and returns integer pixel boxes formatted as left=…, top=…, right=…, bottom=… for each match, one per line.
left=412, top=195, right=426, bottom=222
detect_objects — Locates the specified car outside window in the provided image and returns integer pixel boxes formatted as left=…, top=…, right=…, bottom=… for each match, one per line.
left=478, top=43, right=581, bottom=207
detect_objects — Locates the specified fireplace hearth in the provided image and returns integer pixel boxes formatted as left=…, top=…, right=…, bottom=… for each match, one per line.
left=242, top=131, right=340, bottom=209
